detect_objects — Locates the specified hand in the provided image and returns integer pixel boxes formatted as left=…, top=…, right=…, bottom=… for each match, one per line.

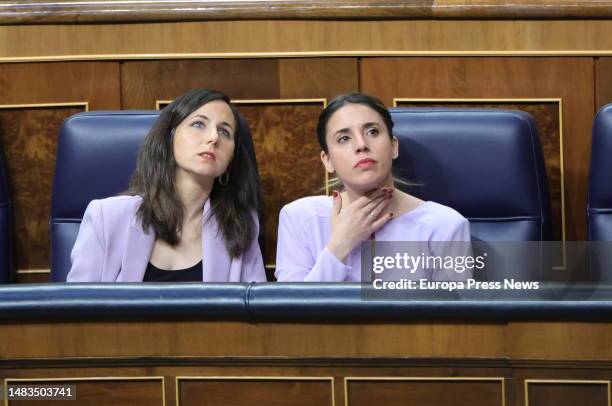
left=326, top=188, right=394, bottom=263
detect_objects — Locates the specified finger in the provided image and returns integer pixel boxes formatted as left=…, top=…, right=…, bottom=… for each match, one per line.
left=331, top=190, right=342, bottom=215
left=370, top=211, right=394, bottom=231
left=359, top=191, right=392, bottom=215
left=365, top=186, right=393, bottom=197
left=366, top=196, right=393, bottom=221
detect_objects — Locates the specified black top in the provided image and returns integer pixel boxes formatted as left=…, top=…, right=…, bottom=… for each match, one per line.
left=143, top=260, right=203, bottom=282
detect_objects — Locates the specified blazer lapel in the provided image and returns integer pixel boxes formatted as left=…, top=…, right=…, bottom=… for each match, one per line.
left=202, top=198, right=231, bottom=281
left=117, top=214, right=155, bottom=282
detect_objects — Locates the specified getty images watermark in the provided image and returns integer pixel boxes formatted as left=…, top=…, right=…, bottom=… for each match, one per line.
left=360, top=241, right=544, bottom=296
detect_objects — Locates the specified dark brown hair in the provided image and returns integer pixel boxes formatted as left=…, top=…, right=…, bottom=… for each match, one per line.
left=128, top=89, right=261, bottom=257
left=317, top=92, right=394, bottom=152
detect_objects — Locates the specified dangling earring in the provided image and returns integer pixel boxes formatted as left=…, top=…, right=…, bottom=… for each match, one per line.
left=218, top=171, right=230, bottom=186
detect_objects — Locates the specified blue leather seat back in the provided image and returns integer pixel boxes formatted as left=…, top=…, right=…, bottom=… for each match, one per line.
left=390, top=108, right=551, bottom=242
left=587, top=103, right=612, bottom=283
left=0, top=149, right=12, bottom=283
left=588, top=103, right=612, bottom=241
left=51, top=111, right=159, bottom=282
left=51, top=110, right=260, bottom=282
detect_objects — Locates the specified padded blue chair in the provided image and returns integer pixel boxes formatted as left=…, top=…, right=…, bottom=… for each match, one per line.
left=50, top=111, right=261, bottom=282
left=0, top=149, right=12, bottom=283
left=390, top=108, right=552, bottom=280
left=588, top=103, right=612, bottom=241
left=587, top=103, right=612, bottom=283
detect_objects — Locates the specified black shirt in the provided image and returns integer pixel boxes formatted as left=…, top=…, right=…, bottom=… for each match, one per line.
left=143, top=260, right=203, bottom=282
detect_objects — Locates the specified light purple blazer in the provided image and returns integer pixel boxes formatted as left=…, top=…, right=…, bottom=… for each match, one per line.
left=275, top=196, right=472, bottom=282
left=67, top=195, right=267, bottom=282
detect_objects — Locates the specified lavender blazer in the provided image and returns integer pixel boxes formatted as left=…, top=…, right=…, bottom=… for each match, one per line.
left=275, top=196, right=472, bottom=282
left=66, top=195, right=266, bottom=282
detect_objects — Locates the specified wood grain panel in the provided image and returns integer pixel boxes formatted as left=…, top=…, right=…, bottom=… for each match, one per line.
left=178, top=378, right=333, bottom=406
left=362, top=57, right=594, bottom=240
left=526, top=381, right=609, bottom=406
left=237, top=102, right=325, bottom=270
left=1, top=360, right=611, bottom=405
left=278, top=58, right=359, bottom=99
left=0, top=62, right=120, bottom=107
left=2, top=321, right=610, bottom=361
left=0, top=106, right=84, bottom=272
left=346, top=379, right=503, bottom=406
left=4, top=21, right=612, bottom=60
left=6, top=378, right=164, bottom=406
left=508, top=322, right=612, bottom=360
left=121, top=59, right=280, bottom=108
left=0, top=61, right=119, bottom=281
left=13, top=273, right=50, bottom=283
left=596, top=57, right=612, bottom=109
left=4, top=1, right=612, bottom=25
left=514, top=370, right=612, bottom=406
left=396, top=100, right=563, bottom=241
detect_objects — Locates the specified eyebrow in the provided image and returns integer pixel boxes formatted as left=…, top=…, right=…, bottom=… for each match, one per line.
left=191, top=114, right=234, bottom=130
left=334, top=127, right=350, bottom=136
left=333, top=121, right=381, bottom=136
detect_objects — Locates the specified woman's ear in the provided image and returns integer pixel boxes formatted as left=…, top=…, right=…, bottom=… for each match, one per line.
left=320, top=150, right=335, bottom=174
left=392, top=136, right=399, bottom=159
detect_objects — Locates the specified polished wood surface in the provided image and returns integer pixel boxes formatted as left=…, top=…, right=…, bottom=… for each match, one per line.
left=346, top=379, right=504, bottom=406
left=121, top=59, right=357, bottom=107
left=362, top=57, right=594, bottom=241
left=5, top=20, right=612, bottom=61
left=6, top=378, right=164, bottom=406
left=0, top=321, right=610, bottom=405
left=596, top=57, right=612, bottom=109
left=1, top=361, right=610, bottom=403
left=121, top=59, right=281, bottom=108
left=178, top=378, right=333, bottom=406
left=1, top=321, right=611, bottom=360
left=239, top=102, right=326, bottom=268
left=0, top=106, right=83, bottom=270
left=526, top=382, right=609, bottom=406
left=3, top=0, right=612, bottom=25
left=0, top=61, right=120, bottom=276
left=0, top=62, right=120, bottom=106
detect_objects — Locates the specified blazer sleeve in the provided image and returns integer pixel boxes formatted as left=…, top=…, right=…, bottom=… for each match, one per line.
left=240, top=214, right=268, bottom=282
left=66, top=200, right=106, bottom=282
left=275, top=205, right=351, bottom=282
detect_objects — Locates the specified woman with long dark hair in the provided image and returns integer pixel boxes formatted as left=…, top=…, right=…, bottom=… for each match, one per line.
left=275, top=92, right=471, bottom=282
left=68, top=89, right=266, bottom=282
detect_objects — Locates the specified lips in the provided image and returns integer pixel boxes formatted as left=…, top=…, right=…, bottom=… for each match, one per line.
left=198, top=152, right=216, bottom=160
left=354, top=158, right=376, bottom=168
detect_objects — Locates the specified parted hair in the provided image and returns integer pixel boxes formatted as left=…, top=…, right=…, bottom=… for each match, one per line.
left=316, top=92, right=394, bottom=152
left=316, top=92, right=417, bottom=190
left=128, top=89, right=261, bottom=257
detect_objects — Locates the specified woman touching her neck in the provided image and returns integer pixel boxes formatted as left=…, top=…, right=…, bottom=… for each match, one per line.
left=275, top=92, right=471, bottom=282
